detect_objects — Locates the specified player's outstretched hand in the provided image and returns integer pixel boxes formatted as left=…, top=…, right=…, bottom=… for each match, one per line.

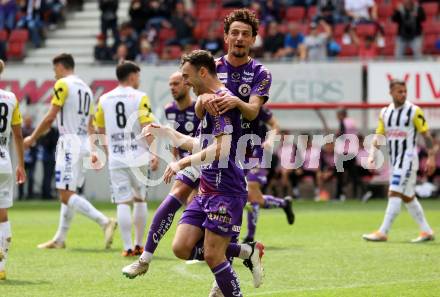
left=23, top=136, right=35, bottom=150
left=16, top=165, right=26, bottom=184
left=214, top=94, right=240, bottom=115
left=367, top=155, right=375, bottom=169
left=90, top=152, right=104, bottom=170
left=163, top=161, right=181, bottom=184
left=199, top=93, right=218, bottom=116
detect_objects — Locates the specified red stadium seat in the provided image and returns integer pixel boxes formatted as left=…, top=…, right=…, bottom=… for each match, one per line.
left=7, top=42, right=26, bottom=59
left=193, top=21, right=212, bottom=39
left=423, top=34, right=439, bottom=54
left=339, top=44, right=358, bottom=57
left=378, top=4, right=393, bottom=22
left=355, top=24, right=376, bottom=37
left=333, top=24, right=346, bottom=38
left=168, top=46, right=182, bottom=59
left=219, top=8, right=236, bottom=21
left=307, top=6, right=317, bottom=21
left=0, top=30, right=8, bottom=41
left=158, top=28, right=176, bottom=42
left=197, top=8, right=218, bottom=22
left=286, top=7, right=306, bottom=22
left=381, top=41, right=395, bottom=56
left=423, top=21, right=440, bottom=35
left=383, top=22, right=398, bottom=36
left=9, top=29, right=29, bottom=43
left=422, top=2, right=439, bottom=20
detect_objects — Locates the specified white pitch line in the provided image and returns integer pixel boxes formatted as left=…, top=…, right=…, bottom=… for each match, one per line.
left=171, top=263, right=206, bottom=281
left=246, top=278, right=440, bottom=296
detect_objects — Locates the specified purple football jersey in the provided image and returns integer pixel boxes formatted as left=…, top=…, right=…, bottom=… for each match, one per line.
left=215, top=56, right=272, bottom=136
left=199, top=88, right=246, bottom=196
left=165, top=100, right=200, bottom=158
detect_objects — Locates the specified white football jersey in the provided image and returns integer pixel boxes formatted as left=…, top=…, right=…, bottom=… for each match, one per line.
left=51, top=75, right=94, bottom=138
left=376, top=101, right=428, bottom=171
left=95, top=86, right=155, bottom=169
left=0, top=89, right=22, bottom=173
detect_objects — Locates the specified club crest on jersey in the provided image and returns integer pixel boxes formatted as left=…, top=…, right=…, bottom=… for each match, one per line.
left=231, top=72, right=240, bottom=80
left=238, top=84, right=251, bottom=97
left=185, top=121, right=194, bottom=132
left=218, top=204, right=227, bottom=215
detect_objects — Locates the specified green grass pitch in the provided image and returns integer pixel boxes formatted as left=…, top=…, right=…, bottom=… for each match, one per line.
left=1, top=200, right=440, bottom=297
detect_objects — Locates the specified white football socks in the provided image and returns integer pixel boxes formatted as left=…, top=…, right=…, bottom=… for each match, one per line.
left=68, top=194, right=109, bottom=228
left=117, top=204, right=133, bottom=251
left=133, top=202, right=147, bottom=247
left=0, top=221, right=11, bottom=271
left=379, top=197, right=401, bottom=235
left=53, top=203, right=75, bottom=243
left=405, top=198, right=432, bottom=234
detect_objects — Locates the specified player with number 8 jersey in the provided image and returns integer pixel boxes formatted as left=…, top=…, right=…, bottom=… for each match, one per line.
left=94, top=61, right=157, bottom=257
left=24, top=54, right=117, bottom=250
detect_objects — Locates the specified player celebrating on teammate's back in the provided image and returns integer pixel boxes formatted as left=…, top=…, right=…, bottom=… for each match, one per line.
left=363, top=79, right=436, bottom=243
left=93, top=61, right=158, bottom=257
left=24, top=53, right=117, bottom=249
left=0, top=60, right=26, bottom=280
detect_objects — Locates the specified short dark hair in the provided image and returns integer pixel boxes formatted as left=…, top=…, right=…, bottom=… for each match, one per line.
left=389, top=79, right=406, bottom=89
left=116, top=61, right=140, bottom=81
left=224, top=9, right=259, bottom=37
left=180, top=50, right=216, bottom=76
left=52, top=53, right=75, bottom=70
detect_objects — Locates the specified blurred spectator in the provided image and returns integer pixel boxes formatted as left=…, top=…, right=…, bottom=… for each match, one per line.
left=335, top=108, right=358, bottom=200
left=200, top=25, right=223, bottom=56
left=118, top=21, right=138, bottom=60
left=99, top=0, right=119, bottom=46
left=314, top=0, right=344, bottom=25
left=392, top=0, right=426, bottom=59
left=129, top=0, right=148, bottom=34
left=114, top=43, right=128, bottom=63
left=222, top=0, right=250, bottom=7
left=145, top=0, right=170, bottom=31
left=94, top=33, right=113, bottom=61
left=260, top=0, right=282, bottom=24
left=163, top=2, right=195, bottom=47
left=39, top=126, right=58, bottom=199
left=18, top=115, right=37, bottom=200
left=316, top=142, right=336, bottom=201
left=42, top=0, right=65, bottom=30
left=355, top=134, right=374, bottom=201
left=280, top=22, right=304, bottom=58
left=344, top=0, right=377, bottom=23
left=17, top=0, right=44, bottom=48
left=263, top=21, right=285, bottom=59
left=299, top=20, right=331, bottom=61
left=135, top=40, right=158, bottom=64
left=287, top=0, right=316, bottom=7
left=0, top=0, right=17, bottom=30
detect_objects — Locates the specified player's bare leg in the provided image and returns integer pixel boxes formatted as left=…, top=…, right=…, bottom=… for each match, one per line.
left=0, top=209, right=11, bottom=280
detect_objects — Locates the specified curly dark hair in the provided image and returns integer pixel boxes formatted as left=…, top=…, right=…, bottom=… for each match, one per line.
left=224, top=9, right=259, bottom=37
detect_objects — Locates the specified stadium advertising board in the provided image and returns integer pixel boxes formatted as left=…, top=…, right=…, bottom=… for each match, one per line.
left=2, top=62, right=362, bottom=129
left=368, top=62, right=440, bottom=129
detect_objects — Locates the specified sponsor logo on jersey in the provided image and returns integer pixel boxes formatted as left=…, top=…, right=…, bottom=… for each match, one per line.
left=238, top=84, right=251, bottom=97
left=167, top=113, right=176, bottom=120
left=232, top=225, right=241, bottom=233
left=217, top=72, right=228, bottom=79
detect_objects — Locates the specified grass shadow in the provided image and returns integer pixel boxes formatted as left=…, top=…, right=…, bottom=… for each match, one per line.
left=1, top=279, right=52, bottom=286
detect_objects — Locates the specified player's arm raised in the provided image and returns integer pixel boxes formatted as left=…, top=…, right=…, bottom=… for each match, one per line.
left=414, top=107, right=437, bottom=176
left=139, top=95, right=159, bottom=171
